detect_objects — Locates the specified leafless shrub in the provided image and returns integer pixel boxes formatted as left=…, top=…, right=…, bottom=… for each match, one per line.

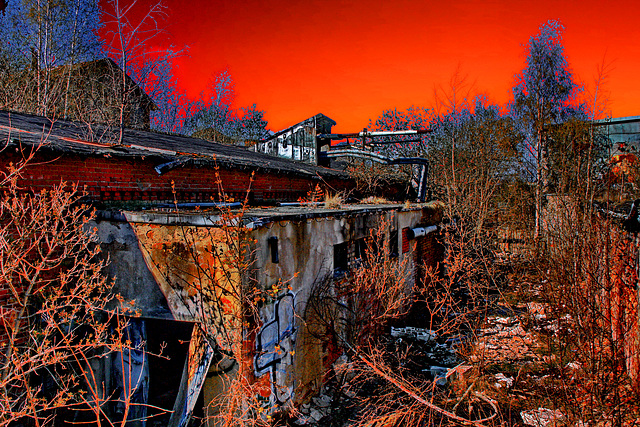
left=305, top=219, right=412, bottom=349
left=538, top=206, right=640, bottom=424
left=302, top=215, right=504, bottom=426
left=0, top=146, right=139, bottom=425
left=345, top=159, right=412, bottom=200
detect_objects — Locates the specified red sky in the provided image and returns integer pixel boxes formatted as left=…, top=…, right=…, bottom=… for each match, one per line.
left=156, top=0, right=639, bottom=133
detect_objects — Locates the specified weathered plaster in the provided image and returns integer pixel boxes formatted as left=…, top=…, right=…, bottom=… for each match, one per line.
left=93, top=202, right=444, bottom=417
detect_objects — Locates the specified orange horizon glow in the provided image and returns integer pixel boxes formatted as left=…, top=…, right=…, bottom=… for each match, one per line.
left=157, top=0, right=639, bottom=133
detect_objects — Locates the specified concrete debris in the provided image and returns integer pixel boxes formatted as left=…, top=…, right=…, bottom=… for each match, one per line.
left=544, top=320, right=560, bottom=333
left=495, top=316, right=516, bottom=326
left=312, top=394, right=331, bottom=408
left=293, top=359, right=349, bottom=425
left=294, top=415, right=313, bottom=425
left=416, top=330, right=436, bottom=342
left=334, top=354, right=349, bottom=367
left=429, top=366, right=449, bottom=386
left=472, top=316, right=540, bottom=363
left=299, top=403, right=311, bottom=414
left=309, top=408, right=326, bottom=422
left=565, top=361, right=580, bottom=370
left=445, top=335, right=465, bottom=346
left=564, top=361, right=581, bottom=381
left=391, top=326, right=436, bottom=342
left=295, top=402, right=330, bottom=425
left=520, top=408, right=564, bottom=427
left=494, top=372, right=514, bottom=389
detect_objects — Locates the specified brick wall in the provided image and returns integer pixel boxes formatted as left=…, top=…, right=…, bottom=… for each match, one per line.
left=414, top=232, right=444, bottom=283
left=10, top=152, right=352, bottom=204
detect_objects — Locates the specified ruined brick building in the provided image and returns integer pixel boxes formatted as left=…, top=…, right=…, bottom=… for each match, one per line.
left=0, top=107, right=445, bottom=425
left=0, top=110, right=352, bottom=205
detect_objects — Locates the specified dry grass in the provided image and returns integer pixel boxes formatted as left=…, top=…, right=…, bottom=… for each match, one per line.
left=360, top=196, right=389, bottom=205
left=324, top=192, right=344, bottom=209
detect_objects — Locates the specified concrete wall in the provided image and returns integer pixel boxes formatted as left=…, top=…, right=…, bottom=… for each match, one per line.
left=249, top=208, right=425, bottom=405
left=93, top=203, right=444, bottom=420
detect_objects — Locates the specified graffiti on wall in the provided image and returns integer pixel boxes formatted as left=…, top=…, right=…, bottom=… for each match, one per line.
left=126, top=222, right=299, bottom=410
left=254, top=292, right=297, bottom=406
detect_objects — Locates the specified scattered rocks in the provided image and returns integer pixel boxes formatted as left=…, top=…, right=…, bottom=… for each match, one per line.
left=294, top=392, right=333, bottom=425
left=309, top=408, right=326, bottom=422
left=521, top=407, right=564, bottom=427
left=471, top=316, right=541, bottom=362
left=295, top=308, right=549, bottom=426
left=391, top=326, right=437, bottom=342
left=312, top=394, right=331, bottom=408
left=495, top=316, right=517, bottom=326
left=429, top=366, right=449, bottom=386
left=494, top=372, right=514, bottom=389
left=565, top=361, right=580, bottom=371
left=293, top=414, right=313, bottom=425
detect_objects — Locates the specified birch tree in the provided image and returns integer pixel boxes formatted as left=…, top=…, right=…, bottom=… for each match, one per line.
left=0, top=0, right=102, bottom=114
left=511, top=20, right=583, bottom=239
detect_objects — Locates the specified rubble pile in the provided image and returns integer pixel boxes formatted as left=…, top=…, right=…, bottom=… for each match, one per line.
left=471, top=309, right=542, bottom=363
left=390, top=326, right=463, bottom=381
left=294, top=394, right=333, bottom=425
left=292, top=301, right=581, bottom=426
left=292, top=327, right=464, bottom=425
left=520, top=407, right=565, bottom=427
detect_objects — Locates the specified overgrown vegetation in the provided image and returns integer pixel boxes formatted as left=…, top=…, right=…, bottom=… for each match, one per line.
left=0, top=146, right=139, bottom=425
left=320, top=20, right=640, bottom=427
left=1, top=8, right=639, bottom=426
left=0, top=0, right=270, bottom=139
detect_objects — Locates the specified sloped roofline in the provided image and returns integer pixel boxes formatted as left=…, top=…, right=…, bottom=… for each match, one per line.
left=267, top=113, right=336, bottom=140
left=0, top=110, right=348, bottom=180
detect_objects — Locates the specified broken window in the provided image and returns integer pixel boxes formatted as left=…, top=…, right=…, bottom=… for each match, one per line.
left=294, top=128, right=304, bottom=148
left=390, top=229, right=399, bottom=258
left=334, top=239, right=371, bottom=277
left=333, top=242, right=349, bottom=278
left=354, top=238, right=366, bottom=263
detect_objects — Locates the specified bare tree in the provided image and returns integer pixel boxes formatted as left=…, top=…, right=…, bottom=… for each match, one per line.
left=0, top=0, right=102, bottom=115
left=101, top=0, right=167, bottom=141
